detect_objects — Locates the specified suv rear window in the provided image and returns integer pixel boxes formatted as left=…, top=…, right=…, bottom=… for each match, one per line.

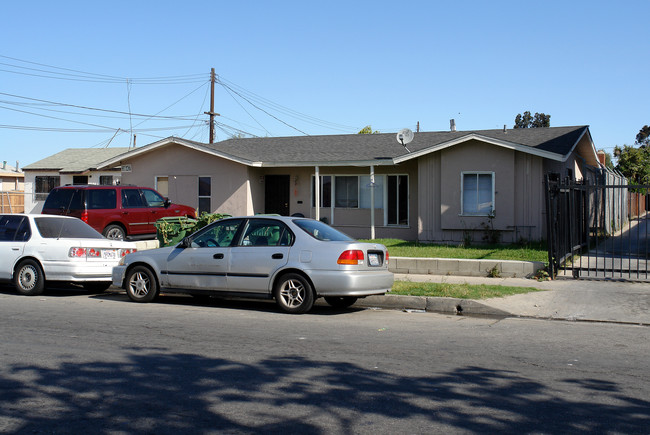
left=43, top=188, right=84, bottom=211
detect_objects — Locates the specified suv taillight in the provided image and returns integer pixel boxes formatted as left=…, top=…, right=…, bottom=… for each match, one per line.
left=337, top=250, right=364, bottom=265
left=80, top=210, right=89, bottom=223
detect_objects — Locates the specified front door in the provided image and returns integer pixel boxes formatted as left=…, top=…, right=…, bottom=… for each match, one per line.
left=264, top=175, right=290, bottom=215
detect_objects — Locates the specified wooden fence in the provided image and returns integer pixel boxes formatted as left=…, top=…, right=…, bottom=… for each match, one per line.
left=0, top=191, right=25, bottom=213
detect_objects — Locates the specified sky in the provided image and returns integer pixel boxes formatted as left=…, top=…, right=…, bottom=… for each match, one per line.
left=1, top=0, right=648, bottom=167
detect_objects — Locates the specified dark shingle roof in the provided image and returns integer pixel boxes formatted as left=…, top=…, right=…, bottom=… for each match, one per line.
left=203, top=125, right=589, bottom=164
left=23, top=148, right=130, bottom=172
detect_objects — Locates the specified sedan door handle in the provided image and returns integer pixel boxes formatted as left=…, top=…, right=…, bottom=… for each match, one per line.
left=213, top=253, right=224, bottom=259
left=272, top=253, right=283, bottom=259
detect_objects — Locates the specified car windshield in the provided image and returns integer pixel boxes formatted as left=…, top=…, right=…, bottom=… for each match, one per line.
left=35, top=217, right=104, bottom=239
left=293, top=219, right=354, bottom=242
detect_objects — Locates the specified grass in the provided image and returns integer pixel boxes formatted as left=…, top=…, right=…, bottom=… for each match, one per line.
left=362, top=238, right=548, bottom=263
left=391, top=280, right=542, bottom=299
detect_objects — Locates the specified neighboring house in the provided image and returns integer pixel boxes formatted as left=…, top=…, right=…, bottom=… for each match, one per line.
left=96, top=125, right=601, bottom=243
left=0, top=161, right=25, bottom=212
left=22, top=148, right=129, bottom=213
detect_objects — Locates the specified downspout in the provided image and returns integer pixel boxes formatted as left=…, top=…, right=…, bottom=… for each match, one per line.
left=370, top=165, right=375, bottom=239
left=315, top=166, right=320, bottom=221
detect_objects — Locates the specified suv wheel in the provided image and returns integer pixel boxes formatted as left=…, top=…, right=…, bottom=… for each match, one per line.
left=103, top=224, right=126, bottom=240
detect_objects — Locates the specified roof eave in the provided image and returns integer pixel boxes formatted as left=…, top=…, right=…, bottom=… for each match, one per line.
left=393, top=133, right=566, bottom=164
left=96, top=137, right=257, bottom=169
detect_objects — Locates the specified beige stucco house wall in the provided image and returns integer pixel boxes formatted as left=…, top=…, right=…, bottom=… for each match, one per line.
left=418, top=140, right=546, bottom=243
left=117, top=144, right=254, bottom=216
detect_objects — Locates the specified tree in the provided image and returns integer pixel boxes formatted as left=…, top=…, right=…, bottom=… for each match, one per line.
left=636, top=125, right=650, bottom=146
left=358, top=125, right=380, bottom=134
left=614, top=144, right=650, bottom=185
left=513, top=111, right=551, bottom=128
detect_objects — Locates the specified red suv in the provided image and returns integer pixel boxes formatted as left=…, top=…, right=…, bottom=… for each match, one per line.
left=42, top=185, right=196, bottom=240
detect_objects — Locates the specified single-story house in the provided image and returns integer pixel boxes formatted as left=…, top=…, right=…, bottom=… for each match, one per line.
left=0, top=160, right=24, bottom=192
left=22, top=147, right=129, bottom=213
left=96, top=125, right=602, bottom=243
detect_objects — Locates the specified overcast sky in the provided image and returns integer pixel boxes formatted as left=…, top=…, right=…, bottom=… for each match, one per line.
left=1, top=0, right=648, bottom=166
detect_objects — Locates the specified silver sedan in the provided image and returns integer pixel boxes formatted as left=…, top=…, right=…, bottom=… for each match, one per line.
left=113, top=216, right=393, bottom=313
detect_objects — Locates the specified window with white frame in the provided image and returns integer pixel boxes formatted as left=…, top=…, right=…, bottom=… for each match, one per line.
left=198, top=176, right=211, bottom=215
left=311, top=175, right=332, bottom=207
left=35, top=176, right=60, bottom=201
left=461, top=172, right=494, bottom=215
left=387, top=175, right=408, bottom=225
left=334, top=176, right=358, bottom=208
left=359, top=175, right=384, bottom=209
left=99, top=175, right=114, bottom=186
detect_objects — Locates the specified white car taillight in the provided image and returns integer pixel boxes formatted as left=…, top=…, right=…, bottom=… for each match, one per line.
left=68, top=247, right=87, bottom=258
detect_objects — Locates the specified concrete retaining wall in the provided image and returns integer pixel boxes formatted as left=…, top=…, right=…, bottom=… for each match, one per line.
left=131, top=241, right=543, bottom=279
left=389, top=257, right=544, bottom=278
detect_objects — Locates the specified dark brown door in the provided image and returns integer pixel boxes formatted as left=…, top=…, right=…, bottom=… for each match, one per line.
left=264, top=175, right=290, bottom=215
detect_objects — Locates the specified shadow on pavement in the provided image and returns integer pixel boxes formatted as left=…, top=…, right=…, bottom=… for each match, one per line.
left=0, top=352, right=648, bottom=433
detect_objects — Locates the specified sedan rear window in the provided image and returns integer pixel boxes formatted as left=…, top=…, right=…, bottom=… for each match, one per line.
left=293, top=219, right=354, bottom=241
left=35, top=217, right=104, bottom=239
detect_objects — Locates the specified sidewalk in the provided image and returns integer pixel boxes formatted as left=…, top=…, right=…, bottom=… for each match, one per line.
left=356, top=273, right=650, bottom=326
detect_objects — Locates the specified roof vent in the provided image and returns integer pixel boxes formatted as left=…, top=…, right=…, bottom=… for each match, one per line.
left=503, top=125, right=507, bottom=133
left=2, top=161, right=6, bottom=170
left=450, top=119, right=456, bottom=132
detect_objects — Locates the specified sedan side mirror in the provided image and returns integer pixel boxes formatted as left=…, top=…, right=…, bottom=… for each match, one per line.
left=179, top=237, right=193, bottom=249
left=164, top=198, right=171, bottom=208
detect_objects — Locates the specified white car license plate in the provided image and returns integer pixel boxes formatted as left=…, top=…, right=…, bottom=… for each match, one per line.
left=102, top=250, right=117, bottom=260
left=368, top=253, right=380, bottom=266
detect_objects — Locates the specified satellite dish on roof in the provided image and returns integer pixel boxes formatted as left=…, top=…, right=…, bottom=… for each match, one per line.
left=397, top=128, right=414, bottom=152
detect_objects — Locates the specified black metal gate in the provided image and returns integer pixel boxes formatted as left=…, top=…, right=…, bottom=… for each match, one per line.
left=545, top=174, right=650, bottom=280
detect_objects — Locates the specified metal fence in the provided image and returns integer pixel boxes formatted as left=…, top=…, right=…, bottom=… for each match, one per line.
left=545, top=174, right=649, bottom=281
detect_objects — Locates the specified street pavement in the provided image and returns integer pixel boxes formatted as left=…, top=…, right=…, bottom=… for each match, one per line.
left=356, top=273, right=650, bottom=326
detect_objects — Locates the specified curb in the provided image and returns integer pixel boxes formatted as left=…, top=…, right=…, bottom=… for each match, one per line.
left=355, top=294, right=511, bottom=317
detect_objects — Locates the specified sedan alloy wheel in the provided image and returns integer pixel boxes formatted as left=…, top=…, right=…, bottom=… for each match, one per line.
left=274, top=273, right=314, bottom=314
left=125, top=266, right=159, bottom=303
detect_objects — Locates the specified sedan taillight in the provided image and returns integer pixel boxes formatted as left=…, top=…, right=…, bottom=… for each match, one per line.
left=385, top=250, right=389, bottom=265
left=121, top=248, right=137, bottom=257
left=69, top=247, right=87, bottom=257
left=337, top=250, right=364, bottom=265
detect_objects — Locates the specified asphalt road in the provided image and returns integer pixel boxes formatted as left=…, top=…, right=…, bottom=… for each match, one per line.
left=1, top=286, right=649, bottom=434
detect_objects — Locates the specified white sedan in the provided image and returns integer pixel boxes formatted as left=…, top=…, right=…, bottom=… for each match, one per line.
left=0, top=214, right=137, bottom=295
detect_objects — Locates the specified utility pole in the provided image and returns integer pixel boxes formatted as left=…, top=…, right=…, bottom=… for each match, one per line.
left=204, top=68, right=220, bottom=144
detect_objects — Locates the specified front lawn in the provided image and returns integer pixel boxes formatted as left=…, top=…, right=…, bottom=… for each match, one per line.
left=363, top=238, right=548, bottom=263
left=391, top=280, right=542, bottom=299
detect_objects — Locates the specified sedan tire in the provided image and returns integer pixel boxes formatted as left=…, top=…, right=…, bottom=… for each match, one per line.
left=324, top=296, right=358, bottom=309
left=125, top=266, right=159, bottom=303
left=14, top=259, right=45, bottom=296
left=273, top=273, right=314, bottom=314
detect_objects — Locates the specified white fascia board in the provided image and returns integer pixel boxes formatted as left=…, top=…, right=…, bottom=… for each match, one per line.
left=96, top=138, right=255, bottom=169
left=560, top=128, right=596, bottom=164
left=393, top=133, right=565, bottom=164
